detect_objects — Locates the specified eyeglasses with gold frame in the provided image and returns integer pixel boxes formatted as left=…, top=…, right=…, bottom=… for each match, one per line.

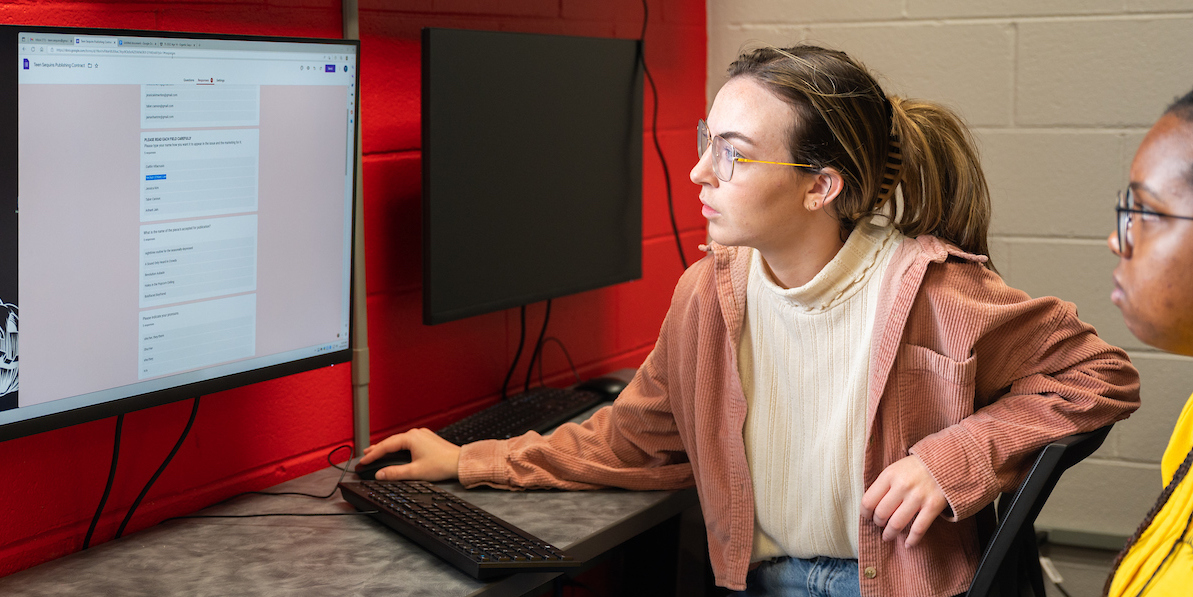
left=697, top=119, right=818, bottom=182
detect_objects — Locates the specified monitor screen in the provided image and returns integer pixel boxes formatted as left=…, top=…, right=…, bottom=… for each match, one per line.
left=421, top=28, right=643, bottom=325
left=0, top=26, right=360, bottom=441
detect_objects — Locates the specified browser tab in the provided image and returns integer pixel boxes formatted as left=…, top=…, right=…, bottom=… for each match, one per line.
left=74, top=36, right=120, bottom=47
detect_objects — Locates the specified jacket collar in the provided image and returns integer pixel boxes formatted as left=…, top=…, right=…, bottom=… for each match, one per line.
left=703, top=236, right=990, bottom=434
left=702, top=242, right=751, bottom=345
left=865, top=235, right=989, bottom=431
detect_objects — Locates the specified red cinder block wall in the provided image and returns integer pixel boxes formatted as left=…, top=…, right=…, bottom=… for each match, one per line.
left=0, top=0, right=706, bottom=578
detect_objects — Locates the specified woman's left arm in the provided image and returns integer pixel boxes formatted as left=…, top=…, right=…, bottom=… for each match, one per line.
left=864, top=259, right=1141, bottom=544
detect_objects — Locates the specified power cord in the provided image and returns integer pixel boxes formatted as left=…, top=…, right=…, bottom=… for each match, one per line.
left=501, top=304, right=528, bottom=399
left=82, top=413, right=124, bottom=550
left=164, top=444, right=377, bottom=522
left=640, top=0, right=687, bottom=271
left=537, top=336, right=581, bottom=388
left=523, top=299, right=552, bottom=393
left=84, top=411, right=367, bottom=542
left=246, top=445, right=354, bottom=499
left=501, top=299, right=556, bottom=398
left=166, top=511, right=378, bottom=521
left=1039, top=554, right=1073, bottom=597
left=114, top=396, right=201, bottom=539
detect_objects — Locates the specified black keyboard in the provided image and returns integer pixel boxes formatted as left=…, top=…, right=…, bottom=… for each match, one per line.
left=435, top=386, right=607, bottom=445
left=338, top=480, right=580, bottom=579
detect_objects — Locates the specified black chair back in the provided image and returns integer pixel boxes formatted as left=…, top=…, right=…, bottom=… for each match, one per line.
left=965, top=425, right=1113, bottom=597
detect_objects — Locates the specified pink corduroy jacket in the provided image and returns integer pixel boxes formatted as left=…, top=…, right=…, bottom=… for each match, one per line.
left=458, top=236, right=1140, bottom=596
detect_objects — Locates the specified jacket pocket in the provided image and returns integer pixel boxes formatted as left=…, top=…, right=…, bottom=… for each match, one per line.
left=894, top=344, right=977, bottom=448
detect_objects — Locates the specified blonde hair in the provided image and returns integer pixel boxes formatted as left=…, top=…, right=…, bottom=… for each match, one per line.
left=727, top=45, right=993, bottom=266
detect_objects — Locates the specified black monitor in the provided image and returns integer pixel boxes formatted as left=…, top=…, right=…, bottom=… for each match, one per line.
left=0, top=26, right=360, bottom=441
left=421, top=28, right=643, bottom=325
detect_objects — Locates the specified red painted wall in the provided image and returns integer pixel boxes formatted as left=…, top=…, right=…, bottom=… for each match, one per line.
left=0, top=0, right=706, bottom=578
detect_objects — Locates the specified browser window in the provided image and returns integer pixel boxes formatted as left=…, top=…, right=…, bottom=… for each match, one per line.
left=10, top=32, right=356, bottom=414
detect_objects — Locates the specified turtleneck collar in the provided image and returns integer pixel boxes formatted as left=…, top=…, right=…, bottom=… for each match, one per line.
left=752, top=219, right=900, bottom=312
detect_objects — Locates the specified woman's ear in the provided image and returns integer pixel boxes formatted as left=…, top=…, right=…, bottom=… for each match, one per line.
left=805, top=168, right=844, bottom=211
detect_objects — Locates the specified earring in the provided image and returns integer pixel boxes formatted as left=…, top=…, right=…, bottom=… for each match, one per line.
left=812, top=201, right=820, bottom=209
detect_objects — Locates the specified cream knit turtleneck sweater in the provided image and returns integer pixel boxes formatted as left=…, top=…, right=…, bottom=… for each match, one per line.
left=739, top=220, right=901, bottom=561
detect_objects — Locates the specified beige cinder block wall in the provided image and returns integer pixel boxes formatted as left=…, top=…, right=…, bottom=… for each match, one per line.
left=706, top=1, right=1193, bottom=545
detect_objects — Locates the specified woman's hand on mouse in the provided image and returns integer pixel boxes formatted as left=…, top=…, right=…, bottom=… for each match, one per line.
left=360, top=428, right=461, bottom=482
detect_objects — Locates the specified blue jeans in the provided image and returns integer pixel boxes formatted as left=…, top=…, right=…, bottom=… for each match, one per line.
left=733, top=556, right=861, bottom=597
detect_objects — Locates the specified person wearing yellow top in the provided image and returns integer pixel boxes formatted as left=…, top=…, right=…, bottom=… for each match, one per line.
left=1104, top=87, right=1193, bottom=597
left=1107, top=394, right=1193, bottom=596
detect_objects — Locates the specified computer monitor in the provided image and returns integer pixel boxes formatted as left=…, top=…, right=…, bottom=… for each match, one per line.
left=421, top=28, right=643, bottom=325
left=0, top=26, right=360, bottom=442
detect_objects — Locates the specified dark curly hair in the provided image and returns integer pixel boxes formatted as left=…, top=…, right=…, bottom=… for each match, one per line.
left=1165, top=87, right=1193, bottom=188
left=1167, top=87, right=1193, bottom=120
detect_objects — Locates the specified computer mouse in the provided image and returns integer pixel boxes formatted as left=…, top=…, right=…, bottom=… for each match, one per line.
left=354, top=450, right=412, bottom=480
left=574, top=376, right=628, bottom=400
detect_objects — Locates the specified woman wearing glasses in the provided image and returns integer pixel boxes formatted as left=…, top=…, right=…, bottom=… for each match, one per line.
left=1103, top=89, right=1193, bottom=597
left=362, top=45, right=1139, bottom=597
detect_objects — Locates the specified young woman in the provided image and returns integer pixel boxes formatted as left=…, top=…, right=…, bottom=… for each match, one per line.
left=362, top=45, right=1140, bottom=597
left=1103, top=88, right=1193, bottom=597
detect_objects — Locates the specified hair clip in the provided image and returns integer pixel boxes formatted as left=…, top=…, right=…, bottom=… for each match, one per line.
left=875, top=136, right=903, bottom=208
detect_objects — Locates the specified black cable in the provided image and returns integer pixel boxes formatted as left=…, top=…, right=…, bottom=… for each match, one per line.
left=83, top=413, right=124, bottom=550
left=523, top=299, right=552, bottom=393
left=501, top=305, right=527, bottom=399
left=537, top=337, right=581, bottom=388
left=163, top=511, right=379, bottom=522
left=114, top=396, right=201, bottom=540
left=247, top=445, right=353, bottom=500
left=640, top=0, right=687, bottom=271
left=162, top=445, right=359, bottom=523
left=156, top=446, right=367, bottom=525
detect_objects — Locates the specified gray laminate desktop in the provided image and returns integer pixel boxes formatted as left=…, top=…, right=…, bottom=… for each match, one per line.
left=0, top=464, right=699, bottom=597
left=0, top=392, right=703, bottom=597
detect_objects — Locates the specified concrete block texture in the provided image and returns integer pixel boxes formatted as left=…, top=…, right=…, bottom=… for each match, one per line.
left=1123, top=132, right=1148, bottom=180
left=1036, top=459, right=1158, bottom=538
left=1017, top=17, right=1193, bottom=127
left=1111, top=352, right=1193, bottom=463
left=907, top=0, right=1120, bottom=19
left=705, top=25, right=804, bottom=104
left=987, top=237, right=1012, bottom=274
left=709, top=0, right=903, bottom=26
left=978, top=130, right=1134, bottom=238
left=706, top=23, right=1017, bottom=127
left=800, top=23, right=1016, bottom=127
left=996, top=239, right=1142, bottom=352
left=1128, top=0, right=1193, bottom=12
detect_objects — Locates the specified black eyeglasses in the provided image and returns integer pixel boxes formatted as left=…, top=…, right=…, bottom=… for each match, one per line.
left=1115, top=187, right=1193, bottom=254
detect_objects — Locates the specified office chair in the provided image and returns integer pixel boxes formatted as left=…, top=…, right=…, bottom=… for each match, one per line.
left=965, top=425, right=1114, bottom=597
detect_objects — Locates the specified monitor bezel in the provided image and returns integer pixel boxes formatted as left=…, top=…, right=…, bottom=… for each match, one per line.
left=0, top=24, right=360, bottom=443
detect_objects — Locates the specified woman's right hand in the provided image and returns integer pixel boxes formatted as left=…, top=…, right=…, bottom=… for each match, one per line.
left=359, top=427, right=462, bottom=482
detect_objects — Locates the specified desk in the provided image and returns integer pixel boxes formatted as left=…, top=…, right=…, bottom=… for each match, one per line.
left=0, top=458, right=702, bottom=597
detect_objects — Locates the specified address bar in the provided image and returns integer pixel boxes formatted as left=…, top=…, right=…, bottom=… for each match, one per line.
left=44, top=46, right=331, bottom=62
left=48, top=46, right=177, bottom=58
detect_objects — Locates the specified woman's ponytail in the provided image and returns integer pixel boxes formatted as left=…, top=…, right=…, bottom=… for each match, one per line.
left=888, top=96, right=992, bottom=263
left=728, top=45, right=995, bottom=269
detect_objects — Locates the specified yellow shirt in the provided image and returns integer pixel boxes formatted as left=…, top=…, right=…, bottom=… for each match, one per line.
left=1110, top=392, right=1193, bottom=597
